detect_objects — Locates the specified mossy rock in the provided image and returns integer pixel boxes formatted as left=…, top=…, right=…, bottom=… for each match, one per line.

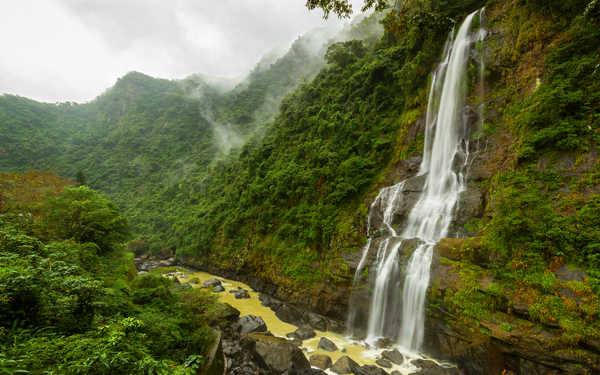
left=436, top=237, right=488, bottom=266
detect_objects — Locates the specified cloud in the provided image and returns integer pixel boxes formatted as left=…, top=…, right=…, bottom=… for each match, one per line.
left=0, top=0, right=358, bottom=103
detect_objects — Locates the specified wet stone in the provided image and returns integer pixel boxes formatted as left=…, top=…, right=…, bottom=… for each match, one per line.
left=234, top=289, right=250, bottom=299
left=247, top=333, right=310, bottom=375
left=317, top=337, right=338, bottom=352
left=375, top=358, right=392, bottom=368
left=213, top=285, right=225, bottom=292
left=292, top=325, right=316, bottom=340
left=374, top=337, right=393, bottom=349
left=354, top=364, right=388, bottom=375
left=309, top=354, right=333, bottom=370
left=203, top=278, right=221, bottom=288
left=236, top=315, right=267, bottom=336
left=330, top=356, right=359, bottom=374
left=307, top=312, right=328, bottom=331
left=381, top=349, right=404, bottom=365
left=412, top=359, right=438, bottom=369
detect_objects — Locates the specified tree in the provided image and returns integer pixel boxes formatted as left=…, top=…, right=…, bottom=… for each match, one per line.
left=75, top=170, right=86, bottom=186
left=38, top=186, right=129, bottom=253
left=305, top=0, right=390, bottom=18
left=325, top=40, right=367, bottom=67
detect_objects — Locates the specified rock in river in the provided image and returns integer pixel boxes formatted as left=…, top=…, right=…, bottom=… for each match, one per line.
left=381, top=349, right=404, bottom=365
left=244, top=333, right=310, bottom=374
left=375, top=358, right=392, bottom=368
left=330, top=356, right=359, bottom=374
left=317, top=337, right=338, bottom=352
left=309, top=354, right=332, bottom=370
left=236, top=315, right=267, bottom=336
left=234, top=289, right=250, bottom=299
left=288, top=325, right=316, bottom=340
left=203, top=278, right=222, bottom=288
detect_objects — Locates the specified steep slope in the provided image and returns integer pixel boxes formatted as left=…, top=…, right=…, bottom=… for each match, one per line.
left=0, top=22, right=358, bottom=249
left=171, top=0, right=484, bottom=285
left=172, top=0, right=600, bottom=373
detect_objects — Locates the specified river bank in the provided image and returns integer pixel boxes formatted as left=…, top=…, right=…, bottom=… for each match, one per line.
left=134, top=256, right=460, bottom=375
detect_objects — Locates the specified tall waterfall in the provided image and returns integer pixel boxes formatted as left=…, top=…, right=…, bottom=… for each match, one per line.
left=350, top=9, right=486, bottom=353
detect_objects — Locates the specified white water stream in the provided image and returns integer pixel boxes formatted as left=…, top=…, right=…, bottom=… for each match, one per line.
left=352, top=9, right=486, bottom=353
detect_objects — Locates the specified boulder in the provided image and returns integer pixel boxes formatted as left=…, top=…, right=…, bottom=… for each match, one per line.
left=234, top=289, right=250, bottom=299
left=374, top=337, right=393, bottom=349
left=259, top=293, right=283, bottom=309
left=412, top=359, right=438, bottom=369
left=381, top=349, right=404, bottom=365
left=236, top=315, right=267, bottom=336
left=327, top=319, right=346, bottom=333
left=411, top=359, right=463, bottom=374
left=203, top=278, right=222, bottom=288
left=276, top=304, right=304, bottom=325
left=213, top=285, right=225, bottom=292
left=317, top=337, right=338, bottom=352
left=287, top=325, right=316, bottom=340
left=307, top=312, right=328, bottom=331
left=375, top=358, right=392, bottom=368
left=330, top=356, right=359, bottom=374
left=309, top=354, right=332, bottom=370
left=245, top=333, right=310, bottom=374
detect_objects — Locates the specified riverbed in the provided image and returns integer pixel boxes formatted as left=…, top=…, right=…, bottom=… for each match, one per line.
left=176, top=270, right=446, bottom=375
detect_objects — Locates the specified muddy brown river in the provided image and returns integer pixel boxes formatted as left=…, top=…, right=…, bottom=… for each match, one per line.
left=176, top=270, right=450, bottom=374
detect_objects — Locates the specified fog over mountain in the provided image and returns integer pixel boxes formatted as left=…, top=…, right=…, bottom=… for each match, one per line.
left=0, top=0, right=360, bottom=103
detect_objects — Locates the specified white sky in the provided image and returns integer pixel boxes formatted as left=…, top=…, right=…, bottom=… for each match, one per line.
left=0, top=0, right=360, bottom=103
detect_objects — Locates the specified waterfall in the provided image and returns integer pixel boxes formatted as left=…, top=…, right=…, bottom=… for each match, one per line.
left=349, top=9, right=486, bottom=353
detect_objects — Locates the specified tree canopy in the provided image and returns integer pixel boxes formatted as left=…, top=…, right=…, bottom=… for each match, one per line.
left=305, top=0, right=390, bottom=18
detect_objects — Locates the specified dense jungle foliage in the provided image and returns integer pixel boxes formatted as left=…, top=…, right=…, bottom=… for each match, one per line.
left=169, top=0, right=488, bottom=281
left=0, top=171, right=228, bottom=374
left=0, top=24, right=350, bottom=252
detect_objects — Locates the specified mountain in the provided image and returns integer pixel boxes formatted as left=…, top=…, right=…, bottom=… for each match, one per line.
left=0, top=17, right=374, bottom=247
left=1, top=0, right=599, bottom=373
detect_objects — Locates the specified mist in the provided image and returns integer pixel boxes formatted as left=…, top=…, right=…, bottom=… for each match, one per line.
left=0, top=0, right=362, bottom=103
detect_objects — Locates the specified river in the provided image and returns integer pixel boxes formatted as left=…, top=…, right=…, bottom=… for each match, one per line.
left=175, top=270, right=451, bottom=374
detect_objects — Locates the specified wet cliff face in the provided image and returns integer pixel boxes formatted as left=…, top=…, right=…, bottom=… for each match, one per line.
left=344, top=0, right=600, bottom=373
left=420, top=2, right=600, bottom=374
left=425, top=245, right=600, bottom=375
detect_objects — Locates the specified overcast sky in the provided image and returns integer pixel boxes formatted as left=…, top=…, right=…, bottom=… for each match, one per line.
left=0, top=0, right=360, bottom=103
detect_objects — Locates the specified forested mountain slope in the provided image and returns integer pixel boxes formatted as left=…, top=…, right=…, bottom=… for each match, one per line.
left=0, top=19, right=377, bottom=248
left=172, top=0, right=600, bottom=372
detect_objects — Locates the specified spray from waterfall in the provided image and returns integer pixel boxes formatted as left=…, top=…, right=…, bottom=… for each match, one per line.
left=348, top=9, right=486, bottom=353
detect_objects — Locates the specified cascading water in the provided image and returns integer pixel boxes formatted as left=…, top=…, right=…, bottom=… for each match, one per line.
left=349, top=9, right=486, bottom=353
